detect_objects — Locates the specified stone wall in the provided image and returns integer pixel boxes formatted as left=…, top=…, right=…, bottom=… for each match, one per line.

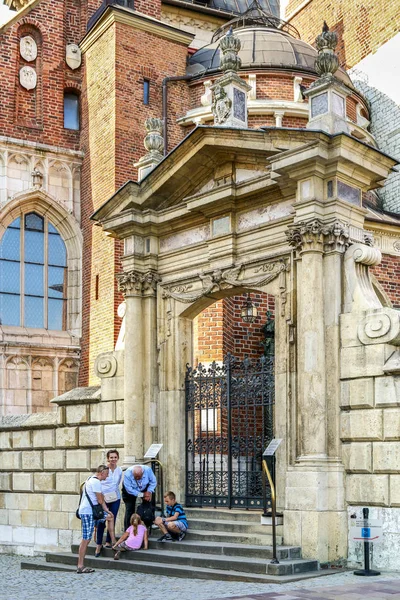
left=0, top=387, right=124, bottom=555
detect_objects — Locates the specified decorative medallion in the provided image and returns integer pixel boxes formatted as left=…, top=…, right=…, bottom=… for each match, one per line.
left=19, top=66, right=37, bottom=90
left=66, top=43, right=82, bottom=70
left=393, top=240, right=400, bottom=253
left=212, top=85, right=231, bottom=124
left=20, top=35, right=37, bottom=62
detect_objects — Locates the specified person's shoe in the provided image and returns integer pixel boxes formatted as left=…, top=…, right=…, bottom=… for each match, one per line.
left=178, top=531, right=186, bottom=542
left=165, top=533, right=175, bottom=542
left=114, top=550, right=121, bottom=561
left=157, top=534, right=168, bottom=542
left=94, top=545, right=103, bottom=557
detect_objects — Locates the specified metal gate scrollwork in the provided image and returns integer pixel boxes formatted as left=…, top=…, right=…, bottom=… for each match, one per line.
left=185, top=354, right=274, bottom=509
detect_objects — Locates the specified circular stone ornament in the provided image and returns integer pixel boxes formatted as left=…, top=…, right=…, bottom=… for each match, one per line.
left=66, top=43, right=82, bottom=70
left=19, top=66, right=37, bottom=90
left=20, top=35, right=37, bottom=62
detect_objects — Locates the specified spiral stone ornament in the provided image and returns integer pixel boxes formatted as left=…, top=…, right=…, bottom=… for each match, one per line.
left=358, top=308, right=400, bottom=346
left=94, top=353, right=118, bottom=378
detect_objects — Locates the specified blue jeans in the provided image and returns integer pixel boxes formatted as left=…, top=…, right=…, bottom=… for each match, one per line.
left=96, top=499, right=120, bottom=545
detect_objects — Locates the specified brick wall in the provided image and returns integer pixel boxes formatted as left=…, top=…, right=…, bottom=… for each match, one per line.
left=194, top=293, right=275, bottom=365
left=373, top=254, right=400, bottom=310
left=285, top=0, right=400, bottom=70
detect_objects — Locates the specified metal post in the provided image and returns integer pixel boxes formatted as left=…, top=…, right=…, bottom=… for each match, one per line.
left=262, top=458, right=279, bottom=564
left=227, top=356, right=232, bottom=509
left=354, top=507, right=380, bottom=577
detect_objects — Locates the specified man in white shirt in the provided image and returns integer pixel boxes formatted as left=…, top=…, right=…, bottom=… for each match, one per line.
left=77, top=464, right=114, bottom=573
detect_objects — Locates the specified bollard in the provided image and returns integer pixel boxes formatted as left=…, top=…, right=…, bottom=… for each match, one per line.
left=353, top=508, right=381, bottom=577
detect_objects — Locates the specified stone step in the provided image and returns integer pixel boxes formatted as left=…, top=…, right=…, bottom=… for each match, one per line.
left=186, top=518, right=283, bottom=535
left=184, top=508, right=264, bottom=523
left=71, top=541, right=300, bottom=561
left=183, top=528, right=283, bottom=545
left=76, top=545, right=317, bottom=575
left=23, top=553, right=327, bottom=584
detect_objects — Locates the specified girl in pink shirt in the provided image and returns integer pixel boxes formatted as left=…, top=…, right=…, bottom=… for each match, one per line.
left=112, top=514, right=148, bottom=560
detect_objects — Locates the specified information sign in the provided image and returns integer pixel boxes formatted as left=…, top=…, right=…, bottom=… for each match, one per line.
left=263, top=439, right=283, bottom=456
left=144, top=443, right=163, bottom=459
left=350, top=519, right=383, bottom=544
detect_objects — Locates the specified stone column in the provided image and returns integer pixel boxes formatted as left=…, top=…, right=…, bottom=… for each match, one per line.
left=288, top=220, right=328, bottom=460
left=117, top=270, right=160, bottom=465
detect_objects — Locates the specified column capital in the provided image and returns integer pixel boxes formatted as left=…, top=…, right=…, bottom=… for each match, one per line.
left=286, top=219, right=350, bottom=254
left=116, top=269, right=161, bottom=297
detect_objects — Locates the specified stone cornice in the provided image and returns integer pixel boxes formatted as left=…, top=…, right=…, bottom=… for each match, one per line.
left=0, top=0, right=42, bottom=34
left=116, top=270, right=161, bottom=297
left=80, top=6, right=194, bottom=54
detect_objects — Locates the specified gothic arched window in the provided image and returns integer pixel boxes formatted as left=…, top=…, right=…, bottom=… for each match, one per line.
left=0, top=212, right=67, bottom=330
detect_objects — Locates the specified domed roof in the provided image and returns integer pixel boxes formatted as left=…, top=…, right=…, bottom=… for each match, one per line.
left=187, top=26, right=353, bottom=87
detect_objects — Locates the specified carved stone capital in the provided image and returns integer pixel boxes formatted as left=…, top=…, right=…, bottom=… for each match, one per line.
left=286, top=219, right=350, bottom=254
left=116, top=270, right=161, bottom=297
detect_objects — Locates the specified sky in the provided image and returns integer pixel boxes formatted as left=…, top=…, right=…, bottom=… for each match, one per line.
left=0, top=1, right=13, bottom=25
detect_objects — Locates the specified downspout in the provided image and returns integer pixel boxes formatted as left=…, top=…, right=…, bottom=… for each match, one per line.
left=162, top=74, right=195, bottom=156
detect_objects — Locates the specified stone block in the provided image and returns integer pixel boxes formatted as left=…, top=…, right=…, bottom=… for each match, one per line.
left=11, top=430, right=32, bottom=449
left=373, top=442, right=400, bottom=473
left=56, top=472, right=79, bottom=493
left=346, top=474, right=389, bottom=505
left=43, top=450, right=65, bottom=470
left=5, top=451, right=22, bottom=470
left=79, top=425, right=103, bottom=447
left=27, top=494, right=44, bottom=511
left=0, top=525, right=12, bottom=543
left=8, top=510, right=21, bottom=526
left=68, top=511, right=82, bottom=531
left=90, top=449, right=106, bottom=469
left=341, top=409, right=383, bottom=441
left=342, top=442, right=372, bottom=473
left=36, top=510, right=49, bottom=528
left=104, top=424, right=124, bottom=447
left=0, top=509, right=8, bottom=525
left=34, top=527, right=58, bottom=547
left=44, top=494, right=61, bottom=512
left=34, top=472, right=55, bottom=492
left=22, top=450, right=43, bottom=470
left=0, top=431, right=11, bottom=449
left=48, top=511, right=69, bottom=530
left=341, top=345, right=386, bottom=379
left=12, top=526, right=35, bottom=544
left=375, top=376, right=400, bottom=407
left=58, top=529, right=73, bottom=548
left=13, top=473, right=33, bottom=492
left=115, top=400, right=124, bottom=422
left=90, top=401, right=115, bottom=424
left=56, top=427, right=78, bottom=448
left=5, top=493, right=28, bottom=510
left=390, top=476, right=400, bottom=506
left=383, top=409, right=400, bottom=440
left=32, top=429, right=55, bottom=449
left=341, top=378, right=374, bottom=409
left=65, top=405, right=89, bottom=425
left=20, top=510, right=37, bottom=527
left=0, top=494, right=5, bottom=509
left=61, top=494, right=79, bottom=513
left=0, top=474, right=11, bottom=491
left=340, top=313, right=360, bottom=348
left=66, top=450, right=90, bottom=470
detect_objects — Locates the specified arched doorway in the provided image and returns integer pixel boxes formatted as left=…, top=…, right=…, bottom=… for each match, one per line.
left=185, top=292, right=276, bottom=508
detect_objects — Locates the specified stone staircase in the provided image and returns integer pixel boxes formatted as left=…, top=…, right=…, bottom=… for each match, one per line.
left=21, top=508, right=328, bottom=583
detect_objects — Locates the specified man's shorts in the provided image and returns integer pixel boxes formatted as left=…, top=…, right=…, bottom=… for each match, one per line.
left=163, top=518, right=188, bottom=532
left=81, top=512, right=108, bottom=540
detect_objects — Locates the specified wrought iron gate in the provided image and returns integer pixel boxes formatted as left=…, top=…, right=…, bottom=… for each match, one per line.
left=185, top=354, right=274, bottom=509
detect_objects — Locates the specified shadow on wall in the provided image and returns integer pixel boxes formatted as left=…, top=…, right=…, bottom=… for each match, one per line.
left=352, top=78, right=400, bottom=214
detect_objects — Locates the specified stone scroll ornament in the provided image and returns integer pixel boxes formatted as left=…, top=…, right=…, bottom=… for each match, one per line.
left=94, top=353, right=117, bottom=378
left=162, top=260, right=288, bottom=304
left=20, top=36, right=37, bottom=62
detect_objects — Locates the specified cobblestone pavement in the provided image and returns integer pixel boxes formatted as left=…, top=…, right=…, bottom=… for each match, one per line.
left=2, top=554, right=400, bottom=600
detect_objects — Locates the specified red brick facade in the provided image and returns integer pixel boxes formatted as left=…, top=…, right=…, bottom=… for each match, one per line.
left=372, top=255, right=400, bottom=310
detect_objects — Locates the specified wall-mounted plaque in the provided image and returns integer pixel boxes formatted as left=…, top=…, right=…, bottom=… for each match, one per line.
left=19, top=66, right=37, bottom=90
left=66, top=44, right=82, bottom=70
left=20, top=36, right=37, bottom=62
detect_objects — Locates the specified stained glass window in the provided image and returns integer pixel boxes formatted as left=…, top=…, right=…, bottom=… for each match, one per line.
left=0, top=212, right=67, bottom=330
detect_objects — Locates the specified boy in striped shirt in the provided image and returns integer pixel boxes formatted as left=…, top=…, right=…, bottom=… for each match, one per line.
left=155, top=491, right=188, bottom=542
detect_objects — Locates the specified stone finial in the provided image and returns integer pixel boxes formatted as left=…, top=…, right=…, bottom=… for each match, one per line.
left=134, top=118, right=164, bottom=181
left=143, top=117, right=164, bottom=159
left=31, top=169, right=43, bottom=189
left=219, top=27, right=242, bottom=73
left=315, top=21, right=339, bottom=79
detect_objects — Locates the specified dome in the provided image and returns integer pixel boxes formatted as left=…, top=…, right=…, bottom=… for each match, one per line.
left=187, top=26, right=353, bottom=88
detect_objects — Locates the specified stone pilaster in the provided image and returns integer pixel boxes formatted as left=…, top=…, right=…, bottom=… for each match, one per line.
left=117, top=269, right=160, bottom=465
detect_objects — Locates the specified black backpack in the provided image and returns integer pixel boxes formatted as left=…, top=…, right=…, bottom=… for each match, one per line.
left=137, top=500, right=155, bottom=527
